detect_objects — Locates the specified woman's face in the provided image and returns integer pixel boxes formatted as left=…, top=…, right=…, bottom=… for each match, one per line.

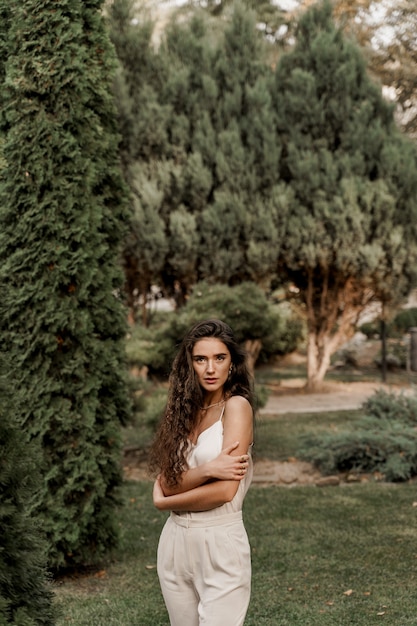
left=192, top=337, right=232, bottom=395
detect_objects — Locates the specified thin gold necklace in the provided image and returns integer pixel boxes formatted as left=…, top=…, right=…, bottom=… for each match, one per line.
left=200, top=398, right=225, bottom=411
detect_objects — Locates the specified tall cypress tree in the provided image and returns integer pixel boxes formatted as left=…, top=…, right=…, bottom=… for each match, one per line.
left=0, top=0, right=130, bottom=568
left=0, top=357, right=55, bottom=626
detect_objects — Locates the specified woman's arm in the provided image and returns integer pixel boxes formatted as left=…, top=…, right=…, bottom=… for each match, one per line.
left=154, top=396, right=253, bottom=512
left=160, top=441, right=250, bottom=496
left=154, top=475, right=241, bottom=511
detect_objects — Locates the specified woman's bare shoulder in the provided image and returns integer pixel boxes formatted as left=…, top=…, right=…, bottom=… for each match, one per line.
left=226, top=395, right=252, bottom=413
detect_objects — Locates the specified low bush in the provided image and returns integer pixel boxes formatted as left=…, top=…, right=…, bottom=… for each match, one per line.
left=360, top=307, right=417, bottom=340
left=125, top=282, right=305, bottom=426
left=390, top=307, right=417, bottom=337
left=373, top=339, right=408, bottom=370
left=359, top=320, right=380, bottom=338
left=126, top=281, right=304, bottom=377
left=362, top=387, right=417, bottom=424
left=298, top=388, right=417, bottom=481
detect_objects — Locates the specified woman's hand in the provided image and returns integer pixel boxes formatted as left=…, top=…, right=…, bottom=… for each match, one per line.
left=207, top=441, right=250, bottom=481
left=153, top=476, right=167, bottom=510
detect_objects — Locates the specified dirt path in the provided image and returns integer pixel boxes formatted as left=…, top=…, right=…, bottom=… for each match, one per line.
left=259, top=379, right=408, bottom=416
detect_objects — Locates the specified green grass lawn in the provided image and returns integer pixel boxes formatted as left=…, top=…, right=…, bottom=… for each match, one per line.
left=54, top=480, right=417, bottom=625
left=53, top=403, right=417, bottom=625
left=254, top=410, right=365, bottom=462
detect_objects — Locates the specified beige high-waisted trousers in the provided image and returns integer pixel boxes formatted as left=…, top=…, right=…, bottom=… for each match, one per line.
left=157, top=510, right=251, bottom=626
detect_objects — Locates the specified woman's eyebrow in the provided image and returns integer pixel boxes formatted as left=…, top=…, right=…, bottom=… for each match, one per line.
left=193, top=352, right=228, bottom=358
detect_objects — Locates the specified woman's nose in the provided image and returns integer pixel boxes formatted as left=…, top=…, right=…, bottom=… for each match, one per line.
left=206, top=359, right=215, bottom=372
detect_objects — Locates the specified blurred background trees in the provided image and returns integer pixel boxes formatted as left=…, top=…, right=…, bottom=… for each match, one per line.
left=109, top=0, right=283, bottom=322
left=109, top=0, right=417, bottom=389
left=270, top=1, right=417, bottom=388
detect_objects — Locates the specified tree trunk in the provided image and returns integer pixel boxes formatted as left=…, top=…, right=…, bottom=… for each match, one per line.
left=380, top=318, right=387, bottom=383
left=244, top=339, right=262, bottom=377
left=305, top=331, right=339, bottom=391
left=141, top=295, right=148, bottom=327
left=304, top=271, right=375, bottom=391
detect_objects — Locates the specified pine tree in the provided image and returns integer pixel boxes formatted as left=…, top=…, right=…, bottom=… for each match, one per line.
left=0, top=356, right=55, bottom=625
left=193, top=4, right=280, bottom=286
left=159, top=13, right=219, bottom=297
left=110, top=1, right=282, bottom=303
left=272, top=1, right=417, bottom=389
left=124, top=165, right=169, bottom=325
left=0, top=0, right=131, bottom=568
left=289, top=0, right=417, bottom=139
left=109, top=0, right=173, bottom=320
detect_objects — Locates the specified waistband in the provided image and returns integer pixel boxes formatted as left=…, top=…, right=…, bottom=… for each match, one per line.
left=170, top=510, right=242, bottom=528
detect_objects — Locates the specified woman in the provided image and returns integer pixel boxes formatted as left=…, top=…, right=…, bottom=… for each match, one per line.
left=149, top=318, right=254, bottom=626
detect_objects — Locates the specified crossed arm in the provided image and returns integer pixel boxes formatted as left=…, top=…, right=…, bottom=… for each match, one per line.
left=153, top=396, right=253, bottom=513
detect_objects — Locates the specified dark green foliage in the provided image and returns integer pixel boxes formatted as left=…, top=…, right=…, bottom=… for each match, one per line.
left=390, top=307, right=417, bottom=336
left=362, top=388, right=417, bottom=425
left=126, top=282, right=302, bottom=377
left=274, top=0, right=416, bottom=286
left=0, top=0, right=130, bottom=568
left=186, top=0, right=288, bottom=45
left=128, top=380, right=168, bottom=434
left=109, top=1, right=282, bottom=320
left=262, top=304, right=304, bottom=359
left=171, top=281, right=283, bottom=344
left=376, top=341, right=407, bottom=370
left=111, top=0, right=417, bottom=387
left=110, top=0, right=169, bottom=165
left=299, top=389, right=417, bottom=481
left=358, top=320, right=380, bottom=338
left=360, top=308, right=417, bottom=340
left=270, top=0, right=417, bottom=387
left=0, top=358, right=55, bottom=625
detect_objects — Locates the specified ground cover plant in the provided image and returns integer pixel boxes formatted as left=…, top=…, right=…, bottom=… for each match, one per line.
left=254, top=410, right=365, bottom=462
left=299, top=389, right=417, bottom=481
left=53, top=403, right=417, bottom=625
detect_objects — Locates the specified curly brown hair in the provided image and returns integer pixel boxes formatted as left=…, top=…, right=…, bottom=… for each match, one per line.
left=148, top=319, right=254, bottom=487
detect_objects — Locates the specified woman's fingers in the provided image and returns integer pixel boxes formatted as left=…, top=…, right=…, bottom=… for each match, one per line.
left=235, top=455, right=250, bottom=479
left=211, top=444, right=250, bottom=480
left=222, top=441, right=240, bottom=454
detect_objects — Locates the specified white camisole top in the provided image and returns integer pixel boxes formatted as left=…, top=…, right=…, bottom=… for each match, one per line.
left=174, top=406, right=253, bottom=521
